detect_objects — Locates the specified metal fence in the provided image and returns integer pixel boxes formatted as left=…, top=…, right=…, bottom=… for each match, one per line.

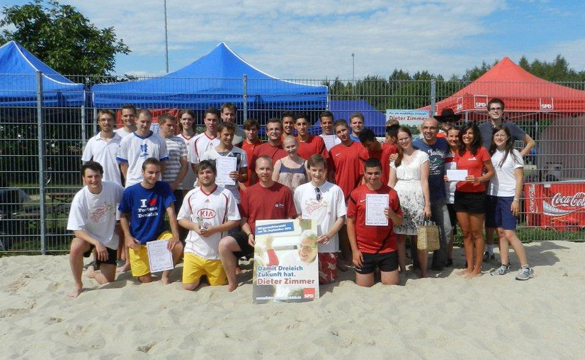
left=1, top=73, right=584, bottom=253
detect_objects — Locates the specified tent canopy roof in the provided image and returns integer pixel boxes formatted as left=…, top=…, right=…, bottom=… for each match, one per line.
left=423, top=57, right=585, bottom=113
left=0, top=41, right=85, bottom=107
left=92, top=42, right=327, bottom=109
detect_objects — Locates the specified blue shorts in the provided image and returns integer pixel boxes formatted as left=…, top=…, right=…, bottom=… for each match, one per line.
left=485, top=196, right=517, bottom=230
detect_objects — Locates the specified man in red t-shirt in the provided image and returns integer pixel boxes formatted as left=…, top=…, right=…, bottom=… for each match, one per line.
left=295, top=114, right=328, bottom=160
left=218, top=156, right=297, bottom=292
left=281, top=111, right=295, bottom=140
left=249, top=118, right=287, bottom=184
left=347, top=158, right=403, bottom=287
left=358, top=128, right=397, bottom=185
left=239, top=118, right=263, bottom=190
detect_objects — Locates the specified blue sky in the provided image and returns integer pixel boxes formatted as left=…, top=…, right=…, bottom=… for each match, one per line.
left=1, top=0, right=584, bottom=78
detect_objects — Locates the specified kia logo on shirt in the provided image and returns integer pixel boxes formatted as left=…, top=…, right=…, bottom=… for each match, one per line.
left=197, top=209, right=217, bottom=219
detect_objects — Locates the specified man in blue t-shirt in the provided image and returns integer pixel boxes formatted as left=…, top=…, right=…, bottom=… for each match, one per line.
left=413, top=118, right=452, bottom=271
left=119, top=158, right=183, bottom=284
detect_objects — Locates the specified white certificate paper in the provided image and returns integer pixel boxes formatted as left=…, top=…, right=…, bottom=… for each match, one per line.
left=447, top=169, right=468, bottom=181
left=147, top=240, right=174, bottom=273
left=365, top=194, right=389, bottom=226
left=216, top=156, right=237, bottom=186
left=321, top=135, right=337, bottom=151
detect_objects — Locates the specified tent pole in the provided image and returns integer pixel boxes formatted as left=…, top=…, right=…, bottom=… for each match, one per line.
left=36, top=71, right=47, bottom=255
left=243, top=74, right=248, bottom=123
left=81, top=90, right=87, bottom=147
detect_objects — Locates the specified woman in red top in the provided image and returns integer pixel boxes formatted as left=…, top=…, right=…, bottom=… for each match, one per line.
left=452, top=123, right=494, bottom=278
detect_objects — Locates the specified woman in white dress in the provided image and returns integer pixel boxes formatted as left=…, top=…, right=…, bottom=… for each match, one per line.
left=389, top=127, right=432, bottom=277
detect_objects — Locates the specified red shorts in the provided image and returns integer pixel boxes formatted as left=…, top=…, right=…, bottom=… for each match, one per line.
left=318, top=252, right=338, bottom=284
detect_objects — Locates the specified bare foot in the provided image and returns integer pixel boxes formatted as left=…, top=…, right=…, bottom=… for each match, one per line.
left=116, top=262, right=131, bottom=274
left=227, top=282, right=238, bottom=292
left=85, top=266, right=96, bottom=279
left=161, top=276, right=171, bottom=285
left=465, top=270, right=483, bottom=278
left=457, top=268, right=471, bottom=276
left=419, top=272, right=430, bottom=279
left=68, top=287, right=83, bottom=298
left=235, top=267, right=242, bottom=275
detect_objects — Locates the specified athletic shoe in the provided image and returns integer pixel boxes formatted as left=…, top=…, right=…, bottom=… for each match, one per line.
left=483, top=251, right=495, bottom=262
left=490, top=264, right=510, bottom=276
left=515, top=266, right=534, bottom=281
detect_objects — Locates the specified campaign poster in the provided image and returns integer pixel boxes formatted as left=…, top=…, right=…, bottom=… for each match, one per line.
left=253, top=219, right=319, bottom=304
left=385, top=109, right=430, bottom=126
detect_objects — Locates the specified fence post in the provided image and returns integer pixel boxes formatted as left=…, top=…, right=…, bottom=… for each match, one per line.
left=36, top=71, right=47, bottom=255
left=243, top=74, right=248, bottom=123
left=430, top=77, right=437, bottom=116
left=92, top=107, right=98, bottom=135
left=81, top=90, right=87, bottom=147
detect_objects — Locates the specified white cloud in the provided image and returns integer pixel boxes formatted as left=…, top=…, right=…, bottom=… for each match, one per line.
left=61, top=0, right=514, bottom=78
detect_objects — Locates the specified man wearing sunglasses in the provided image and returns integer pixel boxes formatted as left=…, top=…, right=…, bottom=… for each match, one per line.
left=479, top=98, right=535, bottom=261
left=293, top=155, right=346, bottom=284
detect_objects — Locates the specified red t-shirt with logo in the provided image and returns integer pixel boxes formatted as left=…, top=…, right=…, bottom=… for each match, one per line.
left=241, top=138, right=263, bottom=187
left=250, top=142, right=287, bottom=173
left=358, top=143, right=397, bottom=186
left=329, top=141, right=364, bottom=201
left=240, top=182, right=297, bottom=234
left=346, top=184, right=402, bottom=254
left=296, top=135, right=328, bottom=160
left=454, top=147, right=491, bottom=193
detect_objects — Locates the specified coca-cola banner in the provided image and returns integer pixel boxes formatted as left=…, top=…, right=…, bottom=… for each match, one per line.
left=525, top=182, right=585, bottom=231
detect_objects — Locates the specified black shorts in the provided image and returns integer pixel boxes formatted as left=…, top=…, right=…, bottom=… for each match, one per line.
left=454, top=191, right=486, bottom=214
left=447, top=203, right=457, bottom=235
left=83, top=244, right=117, bottom=266
left=355, top=251, right=398, bottom=275
left=232, top=231, right=254, bottom=259
left=173, top=189, right=184, bottom=213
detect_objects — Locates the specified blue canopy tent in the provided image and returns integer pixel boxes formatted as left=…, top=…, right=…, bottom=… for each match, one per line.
left=0, top=41, right=85, bottom=107
left=315, top=100, right=387, bottom=135
left=92, top=43, right=328, bottom=110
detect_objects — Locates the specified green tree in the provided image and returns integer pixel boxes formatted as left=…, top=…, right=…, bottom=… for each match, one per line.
left=0, top=0, right=130, bottom=78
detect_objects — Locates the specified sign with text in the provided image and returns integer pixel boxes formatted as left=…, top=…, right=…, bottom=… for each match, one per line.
left=525, top=182, right=585, bottom=231
left=253, top=219, right=319, bottom=303
left=385, top=109, right=429, bottom=126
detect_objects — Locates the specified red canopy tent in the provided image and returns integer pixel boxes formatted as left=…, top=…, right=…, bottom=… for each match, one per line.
left=423, top=57, right=585, bottom=114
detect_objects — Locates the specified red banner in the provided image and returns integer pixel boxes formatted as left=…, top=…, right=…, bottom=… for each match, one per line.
left=525, top=182, right=585, bottom=231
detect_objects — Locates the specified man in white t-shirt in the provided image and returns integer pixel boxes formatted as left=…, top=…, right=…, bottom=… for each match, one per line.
left=115, top=104, right=137, bottom=138
left=201, top=122, right=248, bottom=203
left=319, top=110, right=341, bottom=151
left=82, top=109, right=123, bottom=186
left=220, top=102, right=246, bottom=147
left=67, top=161, right=124, bottom=298
left=178, top=160, right=240, bottom=290
left=294, top=154, right=346, bottom=284
left=188, top=107, right=220, bottom=173
left=116, top=109, right=169, bottom=188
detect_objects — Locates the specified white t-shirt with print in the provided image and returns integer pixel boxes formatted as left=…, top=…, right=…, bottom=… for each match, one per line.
left=293, top=181, right=346, bottom=253
left=116, top=131, right=169, bottom=188
left=200, top=146, right=248, bottom=203
left=187, top=133, right=220, bottom=165
left=82, top=133, right=123, bottom=186
left=67, top=181, right=124, bottom=250
left=488, top=149, right=524, bottom=197
left=177, top=186, right=240, bottom=260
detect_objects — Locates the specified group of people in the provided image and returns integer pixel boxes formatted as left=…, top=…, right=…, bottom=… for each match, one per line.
left=68, top=98, right=535, bottom=298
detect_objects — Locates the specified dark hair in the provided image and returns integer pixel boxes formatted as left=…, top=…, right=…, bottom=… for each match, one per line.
left=221, top=102, right=237, bottom=113
left=81, top=161, right=103, bottom=176
left=364, top=158, right=382, bottom=171
left=295, top=113, right=310, bottom=124
left=281, top=111, right=295, bottom=121
left=121, top=104, right=137, bottom=113
left=358, top=128, right=376, bottom=143
left=385, top=124, right=400, bottom=138
left=267, top=117, right=283, bottom=128
left=394, top=127, right=412, bottom=167
left=458, top=122, right=482, bottom=156
left=333, top=119, right=348, bottom=130
left=204, top=107, right=220, bottom=119
left=307, top=154, right=327, bottom=169
left=488, top=98, right=505, bottom=111
left=243, top=118, right=260, bottom=130
left=319, top=111, right=334, bottom=121
left=197, top=160, right=217, bottom=175
left=350, top=112, right=364, bottom=122
left=489, top=125, right=519, bottom=168
left=218, top=121, right=236, bottom=134
left=142, top=157, right=161, bottom=171
left=158, top=113, right=175, bottom=125
left=178, top=109, right=197, bottom=133
left=97, top=109, right=115, bottom=123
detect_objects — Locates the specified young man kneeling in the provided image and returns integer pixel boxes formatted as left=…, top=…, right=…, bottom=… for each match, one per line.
left=178, top=161, right=240, bottom=290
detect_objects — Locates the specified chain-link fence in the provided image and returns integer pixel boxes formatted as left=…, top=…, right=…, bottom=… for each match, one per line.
left=1, top=73, right=584, bottom=253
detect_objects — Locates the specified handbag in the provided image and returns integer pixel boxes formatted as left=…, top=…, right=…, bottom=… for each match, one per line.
left=417, top=220, right=440, bottom=251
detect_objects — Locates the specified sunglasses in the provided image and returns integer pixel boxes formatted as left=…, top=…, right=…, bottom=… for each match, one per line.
left=315, top=187, right=321, bottom=201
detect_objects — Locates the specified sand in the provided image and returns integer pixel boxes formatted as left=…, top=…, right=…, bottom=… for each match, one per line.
left=1, top=241, right=585, bottom=360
